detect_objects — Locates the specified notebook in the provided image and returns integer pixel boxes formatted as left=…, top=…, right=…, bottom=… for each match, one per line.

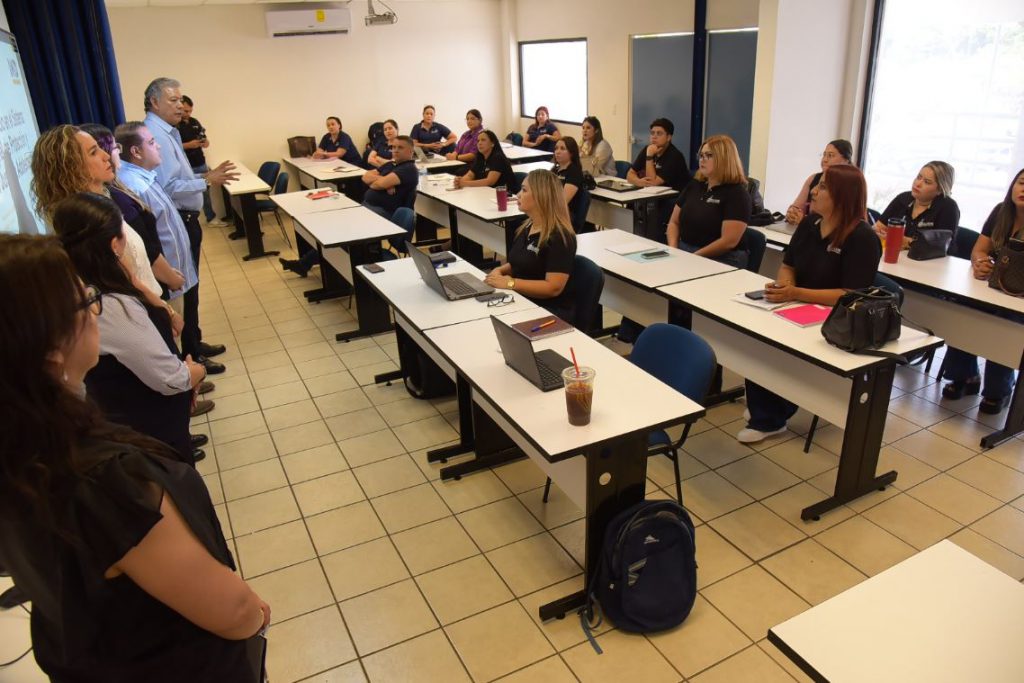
left=774, top=304, right=832, bottom=327
left=509, top=315, right=573, bottom=341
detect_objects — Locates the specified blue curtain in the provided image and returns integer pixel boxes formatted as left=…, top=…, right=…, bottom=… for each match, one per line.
left=2, top=0, right=124, bottom=130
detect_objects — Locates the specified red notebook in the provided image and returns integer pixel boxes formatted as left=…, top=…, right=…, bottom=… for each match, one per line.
left=773, top=304, right=831, bottom=327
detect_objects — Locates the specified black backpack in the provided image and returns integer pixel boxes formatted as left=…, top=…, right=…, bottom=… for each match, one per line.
left=581, top=500, right=697, bottom=651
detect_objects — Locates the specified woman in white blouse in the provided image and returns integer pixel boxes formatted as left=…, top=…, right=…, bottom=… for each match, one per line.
left=579, top=115, right=616, bottom=177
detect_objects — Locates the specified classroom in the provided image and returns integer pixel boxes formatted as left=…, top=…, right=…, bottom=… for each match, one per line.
left=1, top=0, right=1023, bottom=681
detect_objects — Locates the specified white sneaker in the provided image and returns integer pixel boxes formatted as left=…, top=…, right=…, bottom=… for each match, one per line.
left=736, top=426, right=787, bottom=444
left=207, top=218, right=230, bottom=228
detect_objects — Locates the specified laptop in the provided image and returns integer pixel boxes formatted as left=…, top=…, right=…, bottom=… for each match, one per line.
left=406, top=242, right=494, bottom=300
left=596, top=178, right=636, bottom=193
left=491, top=315, right=574, bottom=392
left=413, top=147, right=435, bottom=162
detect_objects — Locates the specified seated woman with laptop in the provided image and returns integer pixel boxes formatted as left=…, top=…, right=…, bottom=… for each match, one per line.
left=484, top=170, right=577, bottom=320
left=738, top=164, right=880, bottom=444
left=410, top=105, right=457, bottom=155
left=453, top=130, right=518, bottom=192
left=873, top=161, right=959, bottom=250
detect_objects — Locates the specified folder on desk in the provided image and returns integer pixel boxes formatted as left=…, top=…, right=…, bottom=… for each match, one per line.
left=774, top=304, right=832, bottom=327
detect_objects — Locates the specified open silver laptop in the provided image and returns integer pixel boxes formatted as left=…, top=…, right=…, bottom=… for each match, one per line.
left=406, top=242, right=494, bottom=300
left=413, top=147, right=435, bottom=163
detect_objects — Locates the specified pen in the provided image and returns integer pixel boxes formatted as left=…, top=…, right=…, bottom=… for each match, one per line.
left=530, top=319, right=556, bottom=333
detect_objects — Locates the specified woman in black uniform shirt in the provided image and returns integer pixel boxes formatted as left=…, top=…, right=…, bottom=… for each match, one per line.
left=552, top=136, right=588, bottom=232
left=0, top=235, right=269, bottom=682
left=873, top=161, right=959, bottom=249
left=785, top=139, right=853, bottom=226
left=485, top=170, right=577, bottom=319
left=737, top=164, right=880, bottom=443
left=666, top=134, right=752, bottom=268
left=453, top=130, right=518, bottom=192
left=523, top=106, right=561, bottom=152
left=368, top=119, right=399, bottom=168
left=313, top=116, right=362, bottom=166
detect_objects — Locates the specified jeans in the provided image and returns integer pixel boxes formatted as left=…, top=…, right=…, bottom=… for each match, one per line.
left=943, top=347, right=1016, bottom=400
left=745, top=380, right=799, bottom=431
left=295, top=249, right=320, bottom=274
left=191, top=163, right=216, bottom=222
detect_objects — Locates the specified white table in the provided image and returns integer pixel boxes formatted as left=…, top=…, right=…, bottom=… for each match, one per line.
left=659, top=268, right=943, bottom=519
left=880, top=255, right=1024, bottom=448
left=587, top=177, right=680, bottom=234
left=509, top=160, right=555, bottom=175
left=270, top=188, right=360, bottom=217
left=220, top=161, right=275, bottom=261
left=282, top=156, right=363, bottom=190
left=415, top=175, right=525, bottom=260
left=502, top=143, right=553, bottom=163
left=769, top=540, right=1024, bottom=683
left=575, top=229, right=736, bottom=327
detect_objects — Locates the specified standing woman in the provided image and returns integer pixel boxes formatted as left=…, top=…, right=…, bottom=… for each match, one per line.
left=52, top=193, right=206, bottom=465
left=666, top=135, right=752, bottom=268
left=411, top=105, right=457, bottom=155
left=453, top=130, right=518, bottom=192
left=367, top=119, right=399, bottom=168
left=579, top=115, right=616, bottom=177
left=447, top=109, right=484, bottom=163
left=485, top=170, right=577, bottom=319
left=738, top=165, right=880, bottom=443
left=873, top=161, right=959, bottom=249
left=941, top=169, right=1024, bottom=413
left=552, top=136, right=588, bottom=232
left=0, top=235, right=271, bottom=681
left=785, top=139, right=853, bottom=225
left=312, top=116, right=363, bottom=166
left=523, top=106, right=561, bottom=152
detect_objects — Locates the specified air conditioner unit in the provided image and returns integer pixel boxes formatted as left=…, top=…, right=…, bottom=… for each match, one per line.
left=265, top=7, right=351, bottom=37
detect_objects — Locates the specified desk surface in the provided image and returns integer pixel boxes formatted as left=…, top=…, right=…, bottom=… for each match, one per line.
left=510, top=160, right=555, bottom=174
left=284, top=156, right=364, bottom=181
left=880, top=254, right=1024, bottom=318
left=359, top=257, right=538, bottom=331
left=223, top=161, right=271, bottom=195
left=503, top=144, right=553, bottom=161
left=770, top=540, right=1024, bottom=683
left=750, top=220, right=795, bottom=247
left=660, top=269, right=942, bottom=376
left=294, top=206, right=405, bottom=247
left=425, top=307, right=704, bottom=461
left=590, top=176, right=679, bottom=205
left=418, top=176, right=526, bottom=222
left=576, top=229, right=736, bottom=290
left=271, top=188, right=360, bottom=216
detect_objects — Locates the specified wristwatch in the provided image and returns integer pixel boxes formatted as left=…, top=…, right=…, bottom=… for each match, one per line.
left=506, top=279, right=515, bottom=290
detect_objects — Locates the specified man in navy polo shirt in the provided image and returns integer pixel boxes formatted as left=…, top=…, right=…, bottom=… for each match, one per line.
left=361, top=135, right=419, bottom=219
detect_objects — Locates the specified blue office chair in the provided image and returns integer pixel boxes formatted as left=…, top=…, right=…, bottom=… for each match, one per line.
left=257, top=161, right=280, bottom=189
left=566, top=254, right=604, bottom=334
left=506, top=132, right=523, bottom=146
left=615, top=160, right=631, bottom=179
left=571, top=189, right=592, bottom=235
left=741, top=227, right=767, bottom=274
left=513, top=171, right=527, bottom=192
left=948, top=227, right=979, bottom=259
left=256, top=171, right=291, bottom=247
left=388, top=207, right=417, bottom=254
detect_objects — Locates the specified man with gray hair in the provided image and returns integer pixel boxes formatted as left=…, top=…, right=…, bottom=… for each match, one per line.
left=144, top=76, right=237, bottom=374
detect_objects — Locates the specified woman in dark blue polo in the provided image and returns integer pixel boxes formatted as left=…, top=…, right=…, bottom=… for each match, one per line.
left=523, top=106, right=560, bottom=153
left=368, top=119, right=399, bottom=168
left=410, top=105, right=456, bottom=155
left=312, top=116, right=361, bottom=166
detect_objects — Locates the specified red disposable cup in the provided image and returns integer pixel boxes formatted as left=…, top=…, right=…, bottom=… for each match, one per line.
left=883, top=225, right=904, bottom=263
left=496, top=186, right=508, bottom=211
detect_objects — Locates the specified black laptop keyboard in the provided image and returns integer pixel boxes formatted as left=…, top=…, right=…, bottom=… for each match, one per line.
left=441, top=275, right=477, bottom=297
left=537, top=361, right=563, bottom=389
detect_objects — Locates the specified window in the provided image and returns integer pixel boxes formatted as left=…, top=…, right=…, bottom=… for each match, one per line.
left=518, top=39, right=587, bottom=125
left=861, top=0, right=1024, bottom=228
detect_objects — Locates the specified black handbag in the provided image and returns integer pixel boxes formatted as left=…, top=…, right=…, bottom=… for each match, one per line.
left=287, top=136, right=316, bottom=157
left=821, top=287, right=903, bottom=356
left=988, top=245, right=1024, bottom=297
left=908, top=229, right=953, bottom=261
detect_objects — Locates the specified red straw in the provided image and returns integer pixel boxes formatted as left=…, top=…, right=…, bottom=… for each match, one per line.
left=570, top=347, right=580, bottom=377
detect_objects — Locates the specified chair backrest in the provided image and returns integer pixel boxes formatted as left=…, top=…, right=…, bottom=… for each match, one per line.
left=571, top=189, right=592, bottom=234
left=746, top=177, right=765, bottom=214
left=741, top=226, right=767, bottom=274
left=630, top=324, right=717, bottom=403
left=506, top=132, right=523, bottom=146
left=873, top=271, right=904, bottom=307
left=514, top=171, right=527, bottom=189
left=615, top=160, right=631, bottom=179
left=388, top=207, right=417, bottom=254
left=565, top=254, right=604, bottom=333
left=949, top=227, right=979, bottom=259
left=273, top=171, right=289, bottom=195
left=257, top=161, right=280, bottom=187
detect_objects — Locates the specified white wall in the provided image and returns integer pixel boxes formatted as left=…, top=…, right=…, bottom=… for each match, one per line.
left=107, top=2, right=505, bottom=174
left=0, top=4, right=9, bottom=33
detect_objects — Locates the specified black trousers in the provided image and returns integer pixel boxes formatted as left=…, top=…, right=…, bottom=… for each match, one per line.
left=178, top=209, right=203, bottom=357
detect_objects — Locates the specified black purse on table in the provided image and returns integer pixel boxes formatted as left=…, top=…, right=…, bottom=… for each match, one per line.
left=907, top=229, right=953, bottom=261
left=821, top=287, right=904, bottom=358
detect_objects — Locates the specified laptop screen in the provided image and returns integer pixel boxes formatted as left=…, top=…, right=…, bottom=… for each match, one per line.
left=490, top=315, right=542, bottom=386
left=406, top=241, right=449, bottom=299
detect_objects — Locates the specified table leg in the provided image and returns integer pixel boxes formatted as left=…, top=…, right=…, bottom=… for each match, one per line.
left=802, top=365, right=898, bottom=520
left=539, top=432, right=648, bottom=621
left=428, top=374, right=475, bottom=463
left=980, top=348, right=1024, bottom=448
left=234, top=194, right=279, bottom=261
left=336, top=242, right=394, bottom=342
left=303, top=245, right=351, bottom=303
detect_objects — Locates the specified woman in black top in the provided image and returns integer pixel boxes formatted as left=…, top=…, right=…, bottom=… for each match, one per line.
left=453, top=129, right=518, bottom=193
left=941, top=168, right=1024, bottom=414
left=368, top=119, right=399, bottom=168
left=739, top=164, right=881, bottom=443
left=551, top=136, right=589, bottom=232
left=312, top=116, right=362, bottom=166
left=0, top=235, right=269, bottom=682
left=666, top=134, right=752, bottom=268
left=873, top=161, right=959, bottom=249
left=485, top=170, right=577, bottom=319
left=785, top=139, right=853, bottom=225
left=523, top=106, right=561, bottom=152
left=411, top=105, right=457, bottom=155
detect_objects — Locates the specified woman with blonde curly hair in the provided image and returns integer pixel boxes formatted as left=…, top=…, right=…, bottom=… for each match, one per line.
left=31, top=125, right=164, bottom=302
left=485, top=169, right=577, bottom=318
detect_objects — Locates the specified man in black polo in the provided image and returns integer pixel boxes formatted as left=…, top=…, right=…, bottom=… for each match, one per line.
left=361, top=135, right=419, bottom=219
left=177, top=95, right=229, bottom=227
left=627, top=117, right=692, bottom=242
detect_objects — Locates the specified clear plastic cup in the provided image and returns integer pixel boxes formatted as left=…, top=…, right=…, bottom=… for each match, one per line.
left=562, top=366, right=595, bottom=426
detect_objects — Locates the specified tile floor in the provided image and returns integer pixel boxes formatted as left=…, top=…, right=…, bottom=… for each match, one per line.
left=2, top=218, right=1024, bottom=682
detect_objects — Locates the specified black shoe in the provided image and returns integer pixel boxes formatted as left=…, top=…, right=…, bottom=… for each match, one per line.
left=198, top=380, right=215, bottom=395
left=979, top=396, right=1010, bottom=414
left=197, top=355, right=225, bottom=375
left=279, top=257, right=309, bottom=278
left=190, top=433, right=209, bottom=448
left=192, top=448, right=206, bottom=464
left=942, top=377, right=981, bottom=400
left=0, top=585, right=28, bottom=610
left=198, top=341, right=226, bottom=357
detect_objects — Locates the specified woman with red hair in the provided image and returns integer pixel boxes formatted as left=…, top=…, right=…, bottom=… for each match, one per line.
left=737, top=164, right=882, bottom=443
